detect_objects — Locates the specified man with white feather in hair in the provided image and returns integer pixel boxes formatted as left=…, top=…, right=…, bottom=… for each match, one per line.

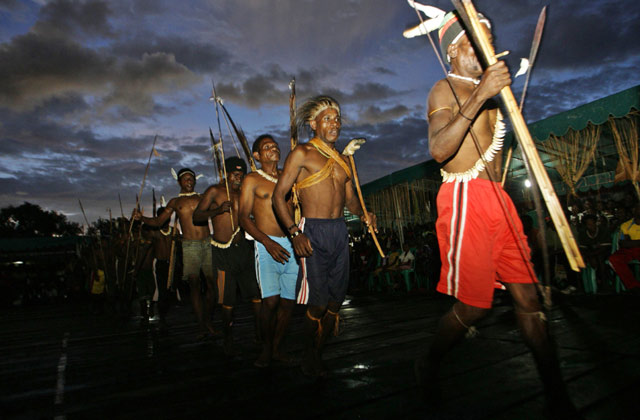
left=404, top=2, right=580, bottom=417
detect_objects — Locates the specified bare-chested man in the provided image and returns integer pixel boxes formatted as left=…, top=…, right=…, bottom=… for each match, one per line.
left=273, top=96, right=376, bottom=378
left=239, top=134, right=299, bottom=368
left=133, top=168, right=217, bottom=338
left=414, top=10, right=579, bottom=417
left=193, top=157, right=261, bottom=355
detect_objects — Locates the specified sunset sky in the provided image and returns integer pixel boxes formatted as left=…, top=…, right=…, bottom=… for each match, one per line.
left=1, top=0, right=639, bottom=225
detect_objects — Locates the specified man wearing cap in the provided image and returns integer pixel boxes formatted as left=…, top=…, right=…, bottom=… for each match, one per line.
left=133, top=168, right=217, bottom=338
left=415, top=9, right=579, bottom=416
left=194, top=156, right=262, bottom=355
left=239, top=134, right=299, bottom=368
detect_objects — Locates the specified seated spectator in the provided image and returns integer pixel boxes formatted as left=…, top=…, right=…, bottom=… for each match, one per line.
left=578, top=214, right=612, bottom=291
left=396, top=243, right=415, bottom=271
left=609, top=202, right=640, bottom=292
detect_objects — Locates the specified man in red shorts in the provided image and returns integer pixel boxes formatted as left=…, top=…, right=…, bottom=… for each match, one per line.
left=414, top=9, right=579, bottom=417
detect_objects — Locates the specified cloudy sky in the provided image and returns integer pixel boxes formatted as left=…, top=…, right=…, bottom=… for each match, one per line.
left=1, top=0, right=639, bottom=225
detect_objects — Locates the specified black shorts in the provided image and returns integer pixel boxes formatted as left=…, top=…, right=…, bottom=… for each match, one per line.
left=296, top=217, right=349, bottom=306
left=212, top=238, right=260, bottom=306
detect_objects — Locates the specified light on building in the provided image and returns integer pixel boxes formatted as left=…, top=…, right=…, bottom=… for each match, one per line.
left=524, top=179, right=532, bottom=188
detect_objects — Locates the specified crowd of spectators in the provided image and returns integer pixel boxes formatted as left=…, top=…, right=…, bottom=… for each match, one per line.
left=350, top=184, right=640, bottom=297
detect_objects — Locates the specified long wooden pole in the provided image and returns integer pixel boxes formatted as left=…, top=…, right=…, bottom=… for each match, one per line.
left=347, top=154, right=385, bottom=258
left=453, top=0, right=584, bottom=271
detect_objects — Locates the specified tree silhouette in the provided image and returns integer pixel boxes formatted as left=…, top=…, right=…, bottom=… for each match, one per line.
left=0, top=202, right=81, bottom=237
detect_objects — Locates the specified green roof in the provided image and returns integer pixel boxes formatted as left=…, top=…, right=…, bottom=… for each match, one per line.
left=362, top=85, right=640, bottom=197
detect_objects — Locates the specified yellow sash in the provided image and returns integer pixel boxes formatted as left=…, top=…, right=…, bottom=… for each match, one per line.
left=296, top=138, right=351, bottom=189
left=292, top=138, right=351, bottom=223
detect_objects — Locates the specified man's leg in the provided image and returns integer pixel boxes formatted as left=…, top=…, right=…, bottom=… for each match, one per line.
left=417, top=301, right=489, bottom=388
left=203, top=274, right=219, bottom=336
left=272, top=298, right=295, bottom=361
left=255, top=295, right=279, bottom=367
left=201, top=243, right=218, bottom=335
left=252, top=298, right=263, bottom=344
left=155, top=260, right=170, bottom=330
left=301, top=304, right=327, bottom=377
left=220, top=304, right=234, bottom=356
left=506, top=283, right=580, bottom=417
left=187, top=275, right=208, bottom=336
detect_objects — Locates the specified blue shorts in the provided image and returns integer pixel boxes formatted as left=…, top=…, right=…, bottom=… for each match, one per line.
left=254, top=235, right=299, bottom=300
left=296, top=217, right=349, bottom=306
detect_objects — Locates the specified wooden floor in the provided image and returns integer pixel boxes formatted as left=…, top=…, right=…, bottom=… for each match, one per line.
left=1, top=290, right=638, bottom=419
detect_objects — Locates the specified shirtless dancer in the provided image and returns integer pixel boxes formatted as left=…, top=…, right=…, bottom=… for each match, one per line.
left=133, top=168, right=217, bottom=338
left=193, top=157, right=261, bottom=355
left=239, top=134, right=299, bottom=367
left=414, top=10, right=579, bottom=417
left=273, top=96, right=376, bottom=377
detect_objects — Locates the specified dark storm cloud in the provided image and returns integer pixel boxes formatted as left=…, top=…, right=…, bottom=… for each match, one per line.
left=521, top=57, right=640, bottom=123
left=0, top=31, right=200, bottom=115
left=32, top=0, right=114, bottom=39
left=357, top=104, right=412, bottom=125
left=335, top=82, right=405, bottom=104
left=110, top=34, right=232, bottom=73
left=214, top=65, right=335, bottom=108
left=0, top=0, right=20, bottom=11
left=0, top=33, right=112, bottom=109
left=341, top=115, right=431, bottom=183
left=372, top=67, right=397, bottom=76
left=535, top=0, right=640, bottom=70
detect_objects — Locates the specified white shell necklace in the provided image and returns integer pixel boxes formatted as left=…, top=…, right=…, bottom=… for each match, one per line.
left=447, top=72, right=480, bottom=86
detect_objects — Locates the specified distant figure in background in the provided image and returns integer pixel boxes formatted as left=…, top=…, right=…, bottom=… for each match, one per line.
left=608, top=202, right=640, bottom=292
left=578, top=214, right=612, bottom=292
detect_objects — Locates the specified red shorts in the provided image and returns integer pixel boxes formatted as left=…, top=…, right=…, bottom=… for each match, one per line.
left=435, top=178, right=536, bottom=308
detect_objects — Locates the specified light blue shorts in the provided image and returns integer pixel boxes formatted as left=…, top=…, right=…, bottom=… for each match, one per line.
left=254, top=235, right=299, bottom=300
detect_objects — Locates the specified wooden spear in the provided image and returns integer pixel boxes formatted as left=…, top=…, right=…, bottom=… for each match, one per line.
left=501, top=6, right=547, bottom=186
